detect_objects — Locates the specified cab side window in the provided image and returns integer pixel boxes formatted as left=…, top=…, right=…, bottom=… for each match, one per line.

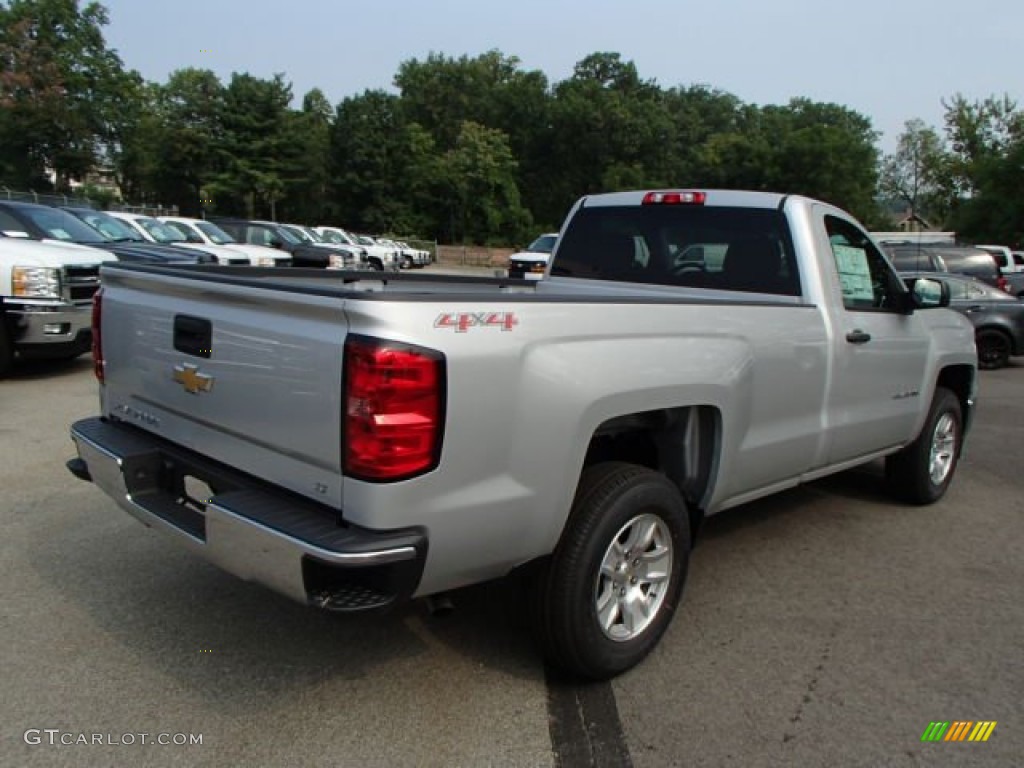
left=825, top=216, right=904, bottom=311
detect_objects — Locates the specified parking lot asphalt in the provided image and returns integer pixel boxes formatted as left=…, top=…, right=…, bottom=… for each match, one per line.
left=2, top=347, right=1021, bottom=768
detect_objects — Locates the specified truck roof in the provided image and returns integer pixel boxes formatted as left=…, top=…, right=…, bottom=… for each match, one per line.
left=580, top=189, right=789, bottom=209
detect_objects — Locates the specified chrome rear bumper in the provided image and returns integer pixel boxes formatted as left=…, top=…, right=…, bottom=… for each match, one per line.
left=68, top=417, right=427, bottom=612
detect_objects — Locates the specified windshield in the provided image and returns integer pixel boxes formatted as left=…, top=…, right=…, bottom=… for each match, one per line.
left=74, top=210, right=144, bottom=242
left=320, top=230, right=346, bottom=244
left=273, top=226, right=301, bottom=245
left=527, top=235, right=558, bottom=253
left=281, top=225, right=314, bottom=244
left=325, top=229, right=355, bottom=245
left=357, top=235, right=375, bottom=246
left=23, top=208, right=107, bottom=243
left=194, top=220, right=235, bottom=244
left=135, top=217, right=187, bottom=243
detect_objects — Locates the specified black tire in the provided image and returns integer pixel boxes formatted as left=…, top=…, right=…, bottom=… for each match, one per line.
left=0, top=310, right=12, bottom=378
left=976, top=329, right=1011, bottom=370
left=368, top=258, right=384, bottom=272
left=885, top=387, right=963, bottom=505
left=533, top=462, right=690, bottom=680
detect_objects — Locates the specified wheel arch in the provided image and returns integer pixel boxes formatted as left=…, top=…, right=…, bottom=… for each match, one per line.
left=935, top=363, right=975, bottom=441
left=581, top=405, right=721, bottom=541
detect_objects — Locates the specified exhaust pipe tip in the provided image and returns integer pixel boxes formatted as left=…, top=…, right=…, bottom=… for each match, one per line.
left=425, top=592, right=455, bottom=617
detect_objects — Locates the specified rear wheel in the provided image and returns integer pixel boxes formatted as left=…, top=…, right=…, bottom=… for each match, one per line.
left=533, top=462, right=690, bottom=680
left=976, top=329, right=1011, bottom=370
left=885, top=387, right=962, bottom=504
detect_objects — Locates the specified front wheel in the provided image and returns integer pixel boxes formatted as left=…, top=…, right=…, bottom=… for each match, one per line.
left=533, top=462, right=690, bottom=680
left=885, top=387, right=963, bottom=504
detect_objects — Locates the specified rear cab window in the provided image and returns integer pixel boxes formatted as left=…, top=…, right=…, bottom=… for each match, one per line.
left=551, top=204, right=802, bottom=296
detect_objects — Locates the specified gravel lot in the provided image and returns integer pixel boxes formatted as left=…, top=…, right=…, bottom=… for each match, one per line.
left=2, top=338, right=1020, bottom=767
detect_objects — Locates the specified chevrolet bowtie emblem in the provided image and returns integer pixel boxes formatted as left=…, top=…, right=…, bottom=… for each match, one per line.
left=173, top=363, right=214, bottom=394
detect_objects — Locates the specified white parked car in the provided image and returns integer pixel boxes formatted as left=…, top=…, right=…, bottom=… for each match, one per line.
left=508, top=233, right=558, bottom=279
left=159, top=216, right=289, bottom=267
left=105, top=212, right=249, bottom=266
left=315, top=227, right=400, bottom=271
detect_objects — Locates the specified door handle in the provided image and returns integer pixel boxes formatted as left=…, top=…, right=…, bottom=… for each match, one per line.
left=845, top=330, right=871, bottom=344
left=964, top=305, right=983, bottom=313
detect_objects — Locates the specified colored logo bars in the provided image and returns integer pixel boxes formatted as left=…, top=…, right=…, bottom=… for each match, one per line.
left=921, top=721, right=997, bottom=742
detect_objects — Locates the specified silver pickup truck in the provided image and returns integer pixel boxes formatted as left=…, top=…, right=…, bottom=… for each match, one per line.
left=67, top=190, right=977, bottom=679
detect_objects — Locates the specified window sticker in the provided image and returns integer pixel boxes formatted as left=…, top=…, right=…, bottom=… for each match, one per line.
left=833, top=244, right=874, bottom=302
left=50, top=228, right=73, bottom=240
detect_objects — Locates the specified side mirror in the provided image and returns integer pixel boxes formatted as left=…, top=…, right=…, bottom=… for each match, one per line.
left=904, top=276, right=950, bottom=309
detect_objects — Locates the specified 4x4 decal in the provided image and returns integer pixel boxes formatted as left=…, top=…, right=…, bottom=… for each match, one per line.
left=434, top=312, right=519, bottom=332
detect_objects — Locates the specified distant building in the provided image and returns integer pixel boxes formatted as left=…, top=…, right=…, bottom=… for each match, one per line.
left=894, top=208, right=932, bottom=233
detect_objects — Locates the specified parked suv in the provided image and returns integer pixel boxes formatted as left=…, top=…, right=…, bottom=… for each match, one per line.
left=884, top=244, right=1009, bottom=293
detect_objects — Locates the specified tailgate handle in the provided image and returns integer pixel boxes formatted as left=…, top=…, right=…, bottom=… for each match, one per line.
left=174, top=315, right=212, bottom=358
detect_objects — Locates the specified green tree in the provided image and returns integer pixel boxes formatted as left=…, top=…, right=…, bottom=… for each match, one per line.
left=700, top=99, right=880, bottom=222
left=0, top=0, right=137, bottom=190
left=207, top=72, right=292, bottom=218
left=941, top=94, right=1024, bottom=244
left=143, top=68, right=226, bottom=214
left=394, top=50, right=554, bottom=228
left=540, top=52, right=674, bottom=224
left=443, top=121, right=531, bottom=244
left=279, top=87, right=332, bottom=223
left=878, top=118, right=950, bottom=226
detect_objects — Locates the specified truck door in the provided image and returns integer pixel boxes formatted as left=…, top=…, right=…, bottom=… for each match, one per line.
left=817, top=210, right=930, bottom=464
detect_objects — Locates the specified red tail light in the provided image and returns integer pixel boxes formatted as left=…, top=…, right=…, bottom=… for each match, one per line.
left=344, top=336, right=445, bottom=481
left=91, top=287, right=104, bottom=383
left=997, top=275, right=1010, bottom=293
left=642, top=190, right=706, bottom=205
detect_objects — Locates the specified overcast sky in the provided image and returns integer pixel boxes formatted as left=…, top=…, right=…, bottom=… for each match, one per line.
left=98, top=0, right=1020, bottom=153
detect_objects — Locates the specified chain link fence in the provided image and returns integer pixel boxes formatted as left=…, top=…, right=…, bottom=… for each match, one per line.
left=0, top=187, right=179, bottom=218
left=107, top=202, right=180, bottom=217
left=0, top=187, right=99, bottom=208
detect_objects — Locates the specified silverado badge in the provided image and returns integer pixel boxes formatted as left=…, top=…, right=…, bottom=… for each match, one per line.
left=173, top=363, right=214, bottom=394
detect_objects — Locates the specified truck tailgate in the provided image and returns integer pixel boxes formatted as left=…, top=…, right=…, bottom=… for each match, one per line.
left=99, top=268, right=348, bottom=507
